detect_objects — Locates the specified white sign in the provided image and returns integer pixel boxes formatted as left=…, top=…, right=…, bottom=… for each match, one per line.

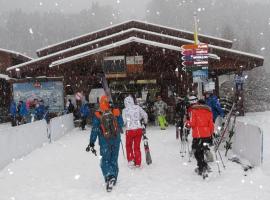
left=126, top=56, right=135, bottom=65
left=135, top=56, right=143, bottom=64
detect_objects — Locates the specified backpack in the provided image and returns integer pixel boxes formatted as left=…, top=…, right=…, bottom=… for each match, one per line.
left=100, top=110, right=119, bottom=139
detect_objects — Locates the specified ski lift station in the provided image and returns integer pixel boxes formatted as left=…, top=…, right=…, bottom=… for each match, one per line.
left=1, top=20, right=264, bottom=115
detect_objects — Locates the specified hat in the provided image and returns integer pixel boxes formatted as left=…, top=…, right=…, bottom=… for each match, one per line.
left=188, top=96, right=198, bottom=104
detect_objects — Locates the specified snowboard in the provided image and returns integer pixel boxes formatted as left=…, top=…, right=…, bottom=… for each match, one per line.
left=142, top=127, right=152, bottom=165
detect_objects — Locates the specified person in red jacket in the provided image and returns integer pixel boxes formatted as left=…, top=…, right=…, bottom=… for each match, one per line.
left=186, top=99, right=214, bottom=175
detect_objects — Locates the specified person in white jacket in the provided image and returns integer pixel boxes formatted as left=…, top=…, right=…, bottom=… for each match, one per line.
left=122, top=95, right=148, bottom=167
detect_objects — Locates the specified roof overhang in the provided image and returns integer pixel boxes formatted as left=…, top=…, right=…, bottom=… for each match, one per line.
left=0, top=48, right=32, bottom=62
left=36, top=20, right=233, bottom=57
left=6, top=28, right=263, bottom=73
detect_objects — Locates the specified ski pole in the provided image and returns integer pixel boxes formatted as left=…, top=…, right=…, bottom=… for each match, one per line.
left=120, top=136, right=126, bottom=159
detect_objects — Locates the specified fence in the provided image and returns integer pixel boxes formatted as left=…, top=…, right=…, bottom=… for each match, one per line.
left=232, top=121, right=263, bottom=166
left=0, top=113, right=74, bottom=170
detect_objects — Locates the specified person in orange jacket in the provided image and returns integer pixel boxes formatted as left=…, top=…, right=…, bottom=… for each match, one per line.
left=185, top=99, right=214, bottom=176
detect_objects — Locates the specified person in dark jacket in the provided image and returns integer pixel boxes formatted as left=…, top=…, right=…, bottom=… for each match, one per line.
left=10, top=101, right=17, bottom=126
left=67, top=99, right=75, bottom=114
left=86, top=95, right=123, bottom=192
left=175, top=96, right=186, bottom=140
left=205, top=91, right=224, bottom=122
left=17, top=101, right=28, bottom=125
left=186, top=99, right=214, bottom=176
left=35, top=100, right=46, bottom=121
left=80, top=102, right=90, bottom=130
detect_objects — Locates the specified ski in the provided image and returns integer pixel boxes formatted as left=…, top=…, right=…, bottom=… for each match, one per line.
left=229, top=157, right=253, bottom=172
left=215, top=103, right=236, bottom=152
left=142, top=127, right=152, bottom=165
left=224, top=113, right=238, bottom=156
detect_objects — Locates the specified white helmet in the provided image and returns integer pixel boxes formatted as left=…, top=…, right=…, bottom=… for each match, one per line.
left=189, top=96, right=198, bottom=104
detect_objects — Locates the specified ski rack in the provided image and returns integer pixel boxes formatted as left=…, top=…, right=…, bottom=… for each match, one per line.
left=214, top=102, right=236, bottom=153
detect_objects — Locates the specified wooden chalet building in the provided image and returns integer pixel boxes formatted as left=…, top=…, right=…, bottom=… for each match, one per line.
left=0, top=48, right=32, bottom=122
left=5, top=20, right=264, bottom=113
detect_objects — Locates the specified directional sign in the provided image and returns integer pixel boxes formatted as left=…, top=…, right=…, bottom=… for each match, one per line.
left=182, top=61, right=194, bottom=67
left=181, top=49, right=208, bottom=56
left=181, top=55, right=193, bottom=61
left=181, top=44, right=208, bottom=50
left=186, top=66, right=208, bottom=72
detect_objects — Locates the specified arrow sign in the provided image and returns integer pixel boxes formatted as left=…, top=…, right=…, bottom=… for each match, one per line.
left=181, top=55, right=193, bottom=61
left=181, top=44, right=208, bottom=51
left=182, top=61, right=194, bottom=67
left=194, top=60, right=208, bottom=65
left=192, top=55, right=208, bottom=60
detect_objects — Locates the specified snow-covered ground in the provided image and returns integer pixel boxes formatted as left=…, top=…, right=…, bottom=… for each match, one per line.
left=0, top=112, right=270, bottom=200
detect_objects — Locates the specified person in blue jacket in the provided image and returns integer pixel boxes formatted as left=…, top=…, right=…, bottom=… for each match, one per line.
left=86, top=95, right=123, bottom=192
left=35, top=100, right=46, bottom=121
left=205, top=91, right=224, bottom=122
left=10, top=101, right=17, bottom=126
left=17, top=100, right=28, bottom=125
left=80, top=102, right=90, bottom=130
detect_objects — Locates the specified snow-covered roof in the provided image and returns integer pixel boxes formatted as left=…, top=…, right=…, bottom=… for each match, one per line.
left=49, top=37, right=219, bottom=67
left=7, top=27, right=262, bottom=72
left=0, top=73, right=12, bottom=80
left=7, top=28, right=217, bottom=71
left=36, top=20, right=232, bottom=54
left=0, top=48, right=32, bottom=61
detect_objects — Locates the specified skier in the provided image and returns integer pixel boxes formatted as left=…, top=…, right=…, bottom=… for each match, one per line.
left=86, top=95, right=123, bottom=192
left=122, top=95, right=148, bottom=168
left=80, top=102, right=90, bottom=130
left=9, top=101, right=17, bottom=126
left=66, top=99, right=75, bottom=114
left=205, top=91, right=224, bottom=122
left=185, top=99, right=214, bottom=177
left=35, top=100, right=46, bottom=121
left=154, top=94, right=168, bottom=130
left=175, top=96, right=186, bottom=139
left=17, top=100, right=28, bottom=125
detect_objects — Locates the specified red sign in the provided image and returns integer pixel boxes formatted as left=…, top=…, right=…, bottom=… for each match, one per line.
left=181, top=44, right=208, bottom=50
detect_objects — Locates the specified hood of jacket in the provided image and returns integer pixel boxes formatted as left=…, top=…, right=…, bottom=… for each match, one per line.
left=124, top=96, right=135, bottom=108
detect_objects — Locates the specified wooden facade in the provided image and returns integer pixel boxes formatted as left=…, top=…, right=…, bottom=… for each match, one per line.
left=0, top=49, right=32, bottom=122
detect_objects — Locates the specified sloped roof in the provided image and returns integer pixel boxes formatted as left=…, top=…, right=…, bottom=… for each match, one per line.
left=49, top=37, right=220, bottom=68
left=36, top=20, right=233, bottom=57
left=6, top=28, right=263, bottom=72
left=0, top=48, right=32, bottom=62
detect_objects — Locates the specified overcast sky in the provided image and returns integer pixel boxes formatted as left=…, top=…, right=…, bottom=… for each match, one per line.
left=0, top=0, right=149, bottom=19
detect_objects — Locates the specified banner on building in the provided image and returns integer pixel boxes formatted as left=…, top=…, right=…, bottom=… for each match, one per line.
left=103, top=56, right=126, bottom=74
left=126, top=56, right=143, bottom=74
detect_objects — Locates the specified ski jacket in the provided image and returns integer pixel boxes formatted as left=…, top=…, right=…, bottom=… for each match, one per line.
left=80, top=103, right=90, bottom=118
left=186, top=104, right=214, bottom=139
left=154, top=100, right=168, bottom=116
left=175, top=100, right=186, bottom=118
left=122, top=96, right=148, bottom=131
left=206, top=95, right=224, bottom=121
left=89, top=96, right=124, bottom=149
left=18, top=102, right=28, bottom=117
left=10, top=101, right=17, bottom=117
left=35, top=104, right=46, bottom=120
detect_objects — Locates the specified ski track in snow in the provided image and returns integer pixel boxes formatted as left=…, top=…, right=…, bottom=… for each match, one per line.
left=0, top=121, right=270, bottom=200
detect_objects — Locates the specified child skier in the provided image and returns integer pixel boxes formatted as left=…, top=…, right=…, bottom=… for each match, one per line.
left=86, top=95, right=123, bottom=192
left=122, top=95, right=148, bottom=168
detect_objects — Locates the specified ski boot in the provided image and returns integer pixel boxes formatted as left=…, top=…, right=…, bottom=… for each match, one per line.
left=106, top=176, right=116, bottom=192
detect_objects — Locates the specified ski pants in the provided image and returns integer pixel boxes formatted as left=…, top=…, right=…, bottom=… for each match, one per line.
left=157, top=115, right=167, bottom=129
left=126, top=128, right=143, bottom=166
left=100, top=139, right=120, bottom=182
left=81, top=116, right=87, bottom=130
left=192, top=137, right=212, bottom=172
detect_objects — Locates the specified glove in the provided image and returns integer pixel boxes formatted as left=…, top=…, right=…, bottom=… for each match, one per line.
left=86, top=143, right=97, bottom=156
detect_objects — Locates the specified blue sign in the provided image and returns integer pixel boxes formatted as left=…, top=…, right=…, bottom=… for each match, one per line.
left=192, top=69, right=208, bottom=79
